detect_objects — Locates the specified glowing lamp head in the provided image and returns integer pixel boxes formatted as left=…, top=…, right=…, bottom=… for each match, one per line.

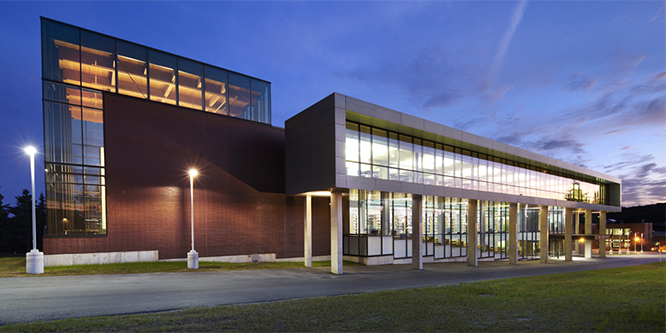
left=579, top=238, right=585, bottom=243
left=24, top=146, right=37, bottom=156
left=635, top=237, right=640, bottom=242
left=188, top=169, right=198, bottom=177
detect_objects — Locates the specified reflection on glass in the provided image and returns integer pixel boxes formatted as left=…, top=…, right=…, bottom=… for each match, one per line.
left=251, top=79, right=271, bottom=123
left=178, top=59, right=203, bottom=110
left=42, top=19, right=80, bottom=85
left=149, top=50, right=177, bottom=105
left=229, top=73, right=250, bottom=118
left=204, top=66, right=228, bottom=115
left=81, top=31, right=116, bottom=92
left=117, top=41, right=147, bottom=99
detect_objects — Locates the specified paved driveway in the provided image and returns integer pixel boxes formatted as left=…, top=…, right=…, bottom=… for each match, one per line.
left=0, top=255, right=662, bottom=324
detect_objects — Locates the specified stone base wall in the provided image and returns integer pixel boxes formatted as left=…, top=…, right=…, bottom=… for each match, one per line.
left=43, top=250, right=159, bottom=267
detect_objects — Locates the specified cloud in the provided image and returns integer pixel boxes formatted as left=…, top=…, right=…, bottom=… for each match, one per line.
left=488, top=0, right=529, bottom=80
left=636, top=163, right=657, bottom=178
left=564, top=74, right=596, bottom=92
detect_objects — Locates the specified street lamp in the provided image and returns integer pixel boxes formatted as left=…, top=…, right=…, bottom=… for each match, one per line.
left=187, top=169, right=198, bottom=269
left=634, top=233, right=638, bottom=255
left=640, top=233, right=644, bottom=254
left=24, top=146, right=44, bottom=275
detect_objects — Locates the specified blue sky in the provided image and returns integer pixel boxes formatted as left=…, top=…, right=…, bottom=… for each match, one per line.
left=0, top=1, right=664, bottom=207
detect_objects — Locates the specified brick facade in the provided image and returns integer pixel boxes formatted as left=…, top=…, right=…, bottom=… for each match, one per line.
left=44, top=93, right=331, bottom=259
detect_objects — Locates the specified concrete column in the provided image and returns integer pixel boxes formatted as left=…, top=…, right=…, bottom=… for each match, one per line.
left=573, top=211, right=580, bottom=254
left=412, top=194, right=423, bottom=270
left=509, top=203, right=518, bottom=265
left=330, top=190, right=343, bottom=274
left=467, top=199, right=478, bottom=267
left=304, top=194, right=312, bottom=267
left=599, top=211, right=607, bottom=258
left=564, top=208, right=573, bottom=262
left=585, top=209, right=592, bottom=259
left=539, top=205, right=549, bottom=264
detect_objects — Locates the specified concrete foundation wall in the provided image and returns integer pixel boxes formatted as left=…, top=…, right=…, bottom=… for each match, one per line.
left=44, top=250, right=159, bottom=267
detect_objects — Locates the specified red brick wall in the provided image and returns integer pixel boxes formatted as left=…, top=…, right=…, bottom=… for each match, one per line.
left=44, top=94, right=331, bottom=259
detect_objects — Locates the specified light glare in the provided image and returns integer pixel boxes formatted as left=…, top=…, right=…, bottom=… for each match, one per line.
left=189, top=169, right=198, bottom=177
left=24, top=146, right=37, bottom=156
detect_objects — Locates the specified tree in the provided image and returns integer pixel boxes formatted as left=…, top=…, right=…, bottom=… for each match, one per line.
left=0, top=187, right=12, bottom=253
left=8, top=189, right=32, bottom=253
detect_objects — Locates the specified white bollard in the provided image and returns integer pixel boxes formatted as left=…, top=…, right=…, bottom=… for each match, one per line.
left=26, top=249, right=44, bottom=275
left=187, top=250, right=198, bottom=269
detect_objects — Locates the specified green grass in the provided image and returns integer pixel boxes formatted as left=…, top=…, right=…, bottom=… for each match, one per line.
left=2, top=262, right=664, bottom=332
left=0, top=257, right=362, bottom=278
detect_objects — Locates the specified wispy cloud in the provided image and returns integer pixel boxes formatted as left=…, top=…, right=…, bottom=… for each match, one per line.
left=488, top=0, right=529, bottom=81
left=564, top=73, right=596, bottom=93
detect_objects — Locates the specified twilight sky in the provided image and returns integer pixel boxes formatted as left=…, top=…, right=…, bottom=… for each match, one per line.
left=0, top=1, right=664, bottom=207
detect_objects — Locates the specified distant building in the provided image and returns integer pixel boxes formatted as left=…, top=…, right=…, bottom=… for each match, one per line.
left=40, top=18, right=622, bottom=273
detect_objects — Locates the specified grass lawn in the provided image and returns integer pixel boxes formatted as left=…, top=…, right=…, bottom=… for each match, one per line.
left=2, top=262, right=664, bottom=332
left=0, top=256, right=362, bottom=278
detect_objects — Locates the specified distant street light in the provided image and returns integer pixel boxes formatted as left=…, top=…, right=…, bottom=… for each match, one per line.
left=634, top=233, right=638, bottom=255
left=187, top=169, right=198, bottom=269
left=24, top=146, right=44, bottom=275
left=640, top=233, right=644, bottom=254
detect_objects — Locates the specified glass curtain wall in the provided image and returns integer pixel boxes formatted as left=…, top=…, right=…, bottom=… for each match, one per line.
left=345, top=121, right=609, bottom=205
left=344, top=190, right=469, bottom=260
left=477, top=201, right=509, bottom=260
left=548, top=206, right=565, bottom=258
left=518, top=205, right=540, bottom=260
left=42, top=18, right=271, bottom=124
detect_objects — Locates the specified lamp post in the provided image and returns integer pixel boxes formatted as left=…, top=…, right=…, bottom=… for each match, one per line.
left=187, top=169, right=198, bottom=269
left=24, top=146, right=44, bottom=275
left=640, top=233, right=644, bottom=254
left=634, top=233, right=638, bottom=255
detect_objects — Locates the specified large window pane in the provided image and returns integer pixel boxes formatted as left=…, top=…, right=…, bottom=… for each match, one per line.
left=81, top=88, right=103, bottom=109
left=117, top=41, right=148, bottom=99
left=204, top=66, right=228, bottom=115
left=372, top=128, right=388, bottom=166
left=360, top=126, right=372, bottom=165
left=228, top=73, right=251, bottom=118
left=82, top=108, right=104, bottom=147
left=251, top=79, right=271, bottom=124
left=399, top=135, right=413, bottom=171
left=43, top=81, right=81, bottom=106
left=81, top=31, right=116, bottom=92
left=178, top=58, right=203, bottom=110
left=149, top=50, right=177, bottom=105
left=42, top=19, right=80, bottom=85
left=345, top=122, right=359, bottom=162
left=44, top=101, right=81, bottom=164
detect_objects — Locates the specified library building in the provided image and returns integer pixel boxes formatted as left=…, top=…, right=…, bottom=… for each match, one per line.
left=40, top=18, right=621, bottom=274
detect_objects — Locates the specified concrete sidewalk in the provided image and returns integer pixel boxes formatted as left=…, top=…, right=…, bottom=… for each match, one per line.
left=0, top=255, right=661, bottom=325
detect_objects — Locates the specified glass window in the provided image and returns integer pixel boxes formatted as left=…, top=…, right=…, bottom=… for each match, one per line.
left=399, top=135, right=413, bottom=171
left=149, top=50, right=177, bottom=105
left=444, top=150, right=455, bottom=177
left=372, top=129, right=388, bottom=166
left=178, top=58, right=203, bottom=110
left=204, top=66, right=228, bottom=115
left=42, top=19, right=80, bottom=85
left=251, top=79, right=271, bottom=124
left=82, top=108, right=104, bottom=147
left=228, top=73, right=251, bottom=118
left=43, top=81, right=81, bottom=106
left=360, top=125, right=372, bottom=165
left=43, top=101, right=82, bottom=164
left=345, top=122, right=359, bottom=162
left=116, top=41, right=148, bottom=99
left=81, top=88, right=103, bottom=109
left=423, top=141, right=435, bottom=173
left=81, top=31, right=116, bottom=92
left=388, top=132, right=399, bottom=169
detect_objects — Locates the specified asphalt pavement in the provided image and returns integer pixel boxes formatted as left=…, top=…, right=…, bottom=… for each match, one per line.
left=0, top=254, right=662, bottom=325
